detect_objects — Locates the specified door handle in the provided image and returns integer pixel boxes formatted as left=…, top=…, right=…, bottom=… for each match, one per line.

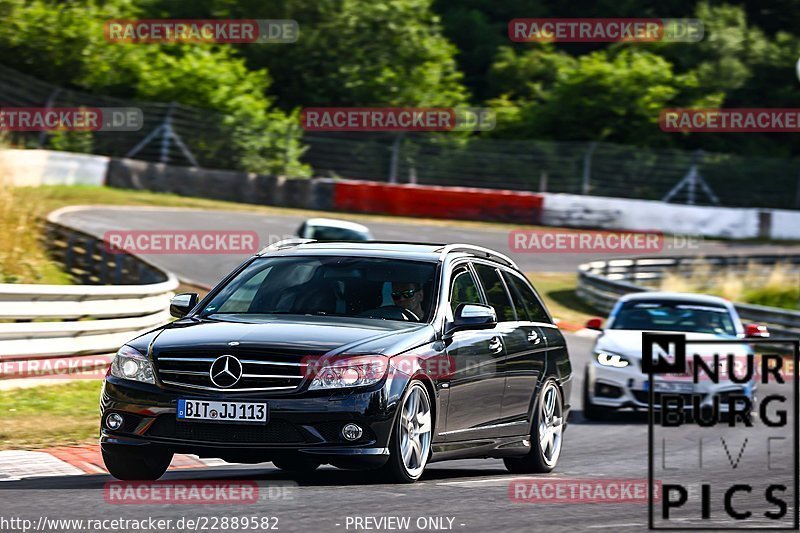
left=527, top=330, right=541, bottom=344
left=488, top=336, right=503, bottom=354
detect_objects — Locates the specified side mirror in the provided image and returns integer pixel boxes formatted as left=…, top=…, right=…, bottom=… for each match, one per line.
left=170, top=293, right=198, bottom=318
left=446, top=303, right=497, bottom=335
left=745, top=323, right=769, bottom=338
left=585, top=317, right=604, bottom=331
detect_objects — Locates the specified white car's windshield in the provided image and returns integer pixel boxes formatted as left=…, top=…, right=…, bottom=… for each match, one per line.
left=609, top=300, right=737, bottom=336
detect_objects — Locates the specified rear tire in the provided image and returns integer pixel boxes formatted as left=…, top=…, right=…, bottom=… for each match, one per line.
left=504, top=379, right=564, bottom=474
left=377, top=382, right=433, bottom=483
left=102, top=446, right=173, bottom=480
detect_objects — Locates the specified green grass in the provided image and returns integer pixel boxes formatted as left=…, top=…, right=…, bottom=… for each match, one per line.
left=526, top=272, right=598, bottom=326
left=0, top=381, right=102, bottom=449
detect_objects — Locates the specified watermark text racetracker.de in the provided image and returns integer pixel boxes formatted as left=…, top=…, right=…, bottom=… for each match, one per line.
left=300, top=107, right=495, bottom=132
left=102, top=230, right=283, bottom=255
left=510, top=478, right=661, bottom=503
left=104, top=479, right=296, bottom=505
left=661, top=108, right=800, bottom=132
left=508, top=229, right=702, bottom=253
left=0, top=515, right=279, bottom=532
left=104, top=19, right=298, bottom=43
left=0, top=358, right=110, bottom=380
left=509, top=18, right=703, bottom=42
left=0, top=107, right=143, bottom=132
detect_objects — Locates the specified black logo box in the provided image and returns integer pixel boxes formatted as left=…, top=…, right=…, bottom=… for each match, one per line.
left=644, top=333, right=799, bottom=531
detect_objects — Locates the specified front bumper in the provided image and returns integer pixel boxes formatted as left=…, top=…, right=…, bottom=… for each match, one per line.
left=100, top=372, right=410, bottom=464
left=587, top=361, right=755, bottom=412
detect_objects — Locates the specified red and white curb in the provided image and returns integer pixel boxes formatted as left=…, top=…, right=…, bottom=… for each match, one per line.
left=0, top=445, right=220, bottom=481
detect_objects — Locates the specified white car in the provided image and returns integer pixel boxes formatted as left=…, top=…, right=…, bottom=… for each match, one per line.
left=583, top=292, right=768, bottom=419
left=296, top=218, right=373, bottom=241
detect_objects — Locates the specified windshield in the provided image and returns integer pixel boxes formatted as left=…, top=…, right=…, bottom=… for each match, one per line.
left=609, top=300, right=737, bottom=336
left=200, top=256, right=436, bottom=323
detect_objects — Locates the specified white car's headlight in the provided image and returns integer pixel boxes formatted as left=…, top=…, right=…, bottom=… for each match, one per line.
left=308, top=355, right=388, bottom=390
left=110, top=345, right=155, bottom=384
left=596, top=352, right=631, bottom=368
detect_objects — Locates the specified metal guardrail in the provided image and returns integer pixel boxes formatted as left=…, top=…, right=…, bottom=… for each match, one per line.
left=0, top=209, right=177, bottom=367
left=577, top=255, right=800, bottom=336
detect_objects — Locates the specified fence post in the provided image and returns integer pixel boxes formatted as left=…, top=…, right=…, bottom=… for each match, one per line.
left=662, top=149, right=720, bottom=206
left=539, top=171, right=548, bottom=193
left=794, top=170, right=800, bottom=208
left=159, top=102, right=174, bottom=164
left=581, top=142, right=597, bottom=195
left=388, top=133, right=402, bottom=184
left=283, top=122, right=294, bottom=175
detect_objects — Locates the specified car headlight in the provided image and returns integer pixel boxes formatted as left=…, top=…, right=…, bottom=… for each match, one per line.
left=308, top=355, right=388, bottom=390
left=110, top=345, right=155, bottom=384
left=596, top=352, right=631, bottom=368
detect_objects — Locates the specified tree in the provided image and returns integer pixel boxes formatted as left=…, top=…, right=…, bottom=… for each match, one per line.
left=487, top=47, right=723, bottom=146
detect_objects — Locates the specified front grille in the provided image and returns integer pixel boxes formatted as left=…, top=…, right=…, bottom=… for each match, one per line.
left=155, top=349, right=308, bottom=392
left=632, top=390, right=704, bottom=406
left=147, top=416, right=307, bottom=444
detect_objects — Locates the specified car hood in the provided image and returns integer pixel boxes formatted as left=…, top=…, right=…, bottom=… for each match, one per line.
left=131, top=315, right=435, bottom=358
left=594, top=330, right=751, bottom=359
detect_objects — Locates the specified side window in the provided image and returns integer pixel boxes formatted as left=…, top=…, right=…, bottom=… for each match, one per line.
left=474, top=264, right=516, bottom=322
left=503, top=271, right=550, bottom=323
left=449, top=266, right=482, bottom=316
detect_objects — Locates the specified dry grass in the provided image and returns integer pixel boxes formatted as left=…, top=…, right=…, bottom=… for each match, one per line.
left=659, top=261, right=800, bottom=310
left=0, top=179, right=70, bottom=284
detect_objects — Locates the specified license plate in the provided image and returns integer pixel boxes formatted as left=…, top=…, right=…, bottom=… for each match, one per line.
left=177, top=399, right=268, bottom=423
left=645, top=381, right=694, bottom=394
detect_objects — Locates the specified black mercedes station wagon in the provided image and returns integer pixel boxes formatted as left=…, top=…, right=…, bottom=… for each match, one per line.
left=100, top=241, right=572, bottom=482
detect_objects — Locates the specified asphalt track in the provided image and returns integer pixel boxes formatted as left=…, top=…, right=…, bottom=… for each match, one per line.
left=54, top=206, right=800, bottom=284
left=1, top=206, right=796, bottom=532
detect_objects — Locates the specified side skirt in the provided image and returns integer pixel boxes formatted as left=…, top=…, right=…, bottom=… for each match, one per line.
left=430, top=435, right=531, bottom=462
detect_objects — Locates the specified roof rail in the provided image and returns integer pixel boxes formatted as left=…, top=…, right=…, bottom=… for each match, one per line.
left=437, top=244, right=518, bottom=268
left=257, top=238, right=315, bottom=255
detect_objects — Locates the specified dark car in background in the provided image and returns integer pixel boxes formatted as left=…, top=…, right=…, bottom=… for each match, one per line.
left=100, top=241, right=572, bottom=482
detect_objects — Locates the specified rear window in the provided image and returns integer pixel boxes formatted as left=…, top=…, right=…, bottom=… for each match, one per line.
left=473, top=263, right=516, bottom=322
left=503, top=272, right=550, bottom=323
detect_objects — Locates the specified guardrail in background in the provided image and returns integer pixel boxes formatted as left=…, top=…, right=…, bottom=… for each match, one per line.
left=577, top=255, right=800, bottom=336
left=0, top=210, right=177, bottom=376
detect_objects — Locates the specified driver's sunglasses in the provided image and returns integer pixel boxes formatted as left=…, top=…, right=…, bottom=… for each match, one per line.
left=392, top=288, right=419, bottom=299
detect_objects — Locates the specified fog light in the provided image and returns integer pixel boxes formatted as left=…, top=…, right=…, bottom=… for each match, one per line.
left=105, top=413, right=124, bottom=430
left=342, top=423, right=363, bottom=441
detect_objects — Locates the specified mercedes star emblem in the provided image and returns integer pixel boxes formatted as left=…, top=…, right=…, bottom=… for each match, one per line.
left=209, top=355, right=243, bottom=388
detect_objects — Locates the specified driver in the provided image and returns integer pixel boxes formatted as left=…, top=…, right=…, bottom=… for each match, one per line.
left=391, top=282, right=425, bottom=321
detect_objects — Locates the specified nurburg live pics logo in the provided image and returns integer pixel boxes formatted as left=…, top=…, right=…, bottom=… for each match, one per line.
left=644, top=332, right=799, bottom=530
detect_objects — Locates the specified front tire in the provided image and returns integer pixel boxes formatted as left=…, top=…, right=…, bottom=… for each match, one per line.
left=377, top=382, right=433, bottom=483
left=582, top=366, right=611, bottom=421
left=102, top=446, right=173, bottom=480
left=504, top=379, right=564, bottom=474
